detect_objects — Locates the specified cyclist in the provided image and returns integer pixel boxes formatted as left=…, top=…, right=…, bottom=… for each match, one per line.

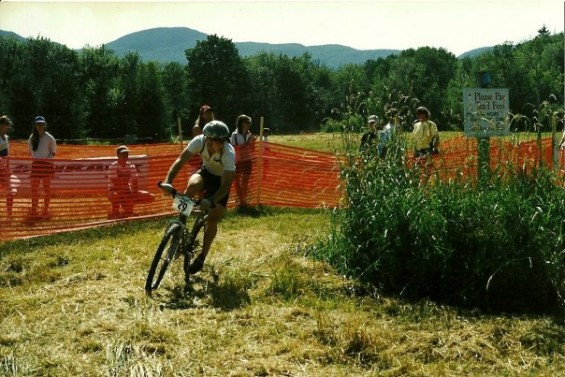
left=160, top=120, right=236, bottom=274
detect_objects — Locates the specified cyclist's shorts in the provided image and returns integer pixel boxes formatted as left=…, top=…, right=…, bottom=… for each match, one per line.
left=196, top=167, right=229, bottom=207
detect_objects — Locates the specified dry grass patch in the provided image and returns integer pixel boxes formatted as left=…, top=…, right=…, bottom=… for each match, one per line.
left=1, top=209, right=565, bottom=376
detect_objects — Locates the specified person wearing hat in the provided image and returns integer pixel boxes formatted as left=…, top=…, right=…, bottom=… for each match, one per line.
left=0, top=115, right=15, bottom=220
left=107, top=145, right=154, bottom=219
left=359, top=114, right=380, bottom=154
left=193, top=105, right=215, bottom=138
left=28, top=116, right=57, bottom=220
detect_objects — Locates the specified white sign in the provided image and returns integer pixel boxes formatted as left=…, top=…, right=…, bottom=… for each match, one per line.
left=8, top=155, right=150, bottom=196
left=463, top=88, right=510, bottom=137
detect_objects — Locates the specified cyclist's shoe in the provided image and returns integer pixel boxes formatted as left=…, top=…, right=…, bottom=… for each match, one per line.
left=188, top=254, right=206, bottom=274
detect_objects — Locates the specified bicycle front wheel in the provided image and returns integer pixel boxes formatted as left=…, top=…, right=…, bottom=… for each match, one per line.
left=145, top=221, right=183, bottom=293
left=183, top=213, right=207, bottom=276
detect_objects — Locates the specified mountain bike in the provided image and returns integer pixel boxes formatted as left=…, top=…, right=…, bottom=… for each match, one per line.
left=145, top=182, right=208, bottom=294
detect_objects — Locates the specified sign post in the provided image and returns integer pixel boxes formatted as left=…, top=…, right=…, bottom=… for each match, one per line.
left=463, top=88, right=510, bottom=185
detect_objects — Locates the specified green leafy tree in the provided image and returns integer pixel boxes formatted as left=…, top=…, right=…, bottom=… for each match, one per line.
left=185, top=35, right=250, bottom=126
left=443, top=57, right=475, bottom=130
left=161, top=62, right=190, bottom=138
left=332, top=63, right=366, bottom=117
left=311, top=64, right=337, bottom=125
left=271, top=55, right=313, bottom=133
left=136, top=62, right=167, bottom=140
left=78, top=46, right=120, bottom=138
left=515, top=28, right=564, bottom=111
left=16, top=37, right=84, bottom=139
left=245, top=52, right=331, bottom=133
left=116, top=52, right=141, bottom=137
left=244, top=52, right=278, bottom=130
left=373, top=47, right=457, bottom=129
left=0, top=37, right=34, bottom=138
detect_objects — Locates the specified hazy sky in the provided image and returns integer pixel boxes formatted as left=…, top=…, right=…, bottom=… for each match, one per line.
left=1, top=0, right=563, bottom=56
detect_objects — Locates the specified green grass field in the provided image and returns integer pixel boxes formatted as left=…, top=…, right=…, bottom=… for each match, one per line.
left=269, top=130, right=554, bottom=154
left=1, top=133, right=565, bottom=376
left=2, top=209, right=564, bottom=376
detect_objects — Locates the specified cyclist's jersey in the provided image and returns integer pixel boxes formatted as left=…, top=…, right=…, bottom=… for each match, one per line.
left=187, top=135, right=236, bottom=177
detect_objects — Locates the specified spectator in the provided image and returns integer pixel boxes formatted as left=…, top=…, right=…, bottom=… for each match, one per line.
left=0, top=115, right=14, bottom=220
left=230, top=114, right=255, bottom=207
left=412, top=106, right=440, bottom=159
left=360, top=115, right=379, bottom=153
left=559, top=118, right=565, bottom=149
left=107, top=145, right=154, bottom=219
left=193, top=105, right=214, bottom=138
left=360, top=115, right=387, bottom=158
left=262, top=127, right=271, bottom=142
left=383, top=110, right=396, bottom=137
left=380, top=111, right=398, bottom=158
left=260, top=127, right=272, bottom=181
left=28, top=116, right=56, bottom=220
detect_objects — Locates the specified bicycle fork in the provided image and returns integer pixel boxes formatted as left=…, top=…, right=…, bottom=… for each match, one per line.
left=182, top=231, right=194, bottom=283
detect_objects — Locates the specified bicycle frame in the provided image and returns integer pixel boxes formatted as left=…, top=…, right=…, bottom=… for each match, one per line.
left=145, top=182, right=208, bottom=294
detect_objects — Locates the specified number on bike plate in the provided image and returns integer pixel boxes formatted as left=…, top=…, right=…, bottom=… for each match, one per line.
left=172, top=195, right=194, bottom=215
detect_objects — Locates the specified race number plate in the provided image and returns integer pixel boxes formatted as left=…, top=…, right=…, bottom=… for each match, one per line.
left=172, top=195, right=194, bottom=216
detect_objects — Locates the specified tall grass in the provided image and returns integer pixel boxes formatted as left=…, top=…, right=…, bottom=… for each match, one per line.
left=310, top=105, right=565, bottom=315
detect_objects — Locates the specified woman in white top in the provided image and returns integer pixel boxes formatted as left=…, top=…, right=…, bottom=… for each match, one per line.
left=230, top=114, right=255, bottom=207
left=28, top=116, right=57, bottom=219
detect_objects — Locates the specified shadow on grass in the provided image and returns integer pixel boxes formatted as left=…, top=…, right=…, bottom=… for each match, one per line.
left=161, top=271, right=250, bottom=311
left=234, top=205, right=263, bottom=218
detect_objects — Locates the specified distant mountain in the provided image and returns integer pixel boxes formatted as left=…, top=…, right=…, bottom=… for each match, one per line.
left=0, top=30, right=26, bottom=42
left=458, top=46, right=494, bottom=59
left=104, top=27, right=400, bottom=68
left=0, top=27, right=491, bottom=67
left=235, top=41, right=399, bottom=68
left=105, top=27, right=208, bottom=63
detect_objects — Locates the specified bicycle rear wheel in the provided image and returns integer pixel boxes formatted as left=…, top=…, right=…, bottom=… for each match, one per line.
left=145, top=221, right=183, bottom=293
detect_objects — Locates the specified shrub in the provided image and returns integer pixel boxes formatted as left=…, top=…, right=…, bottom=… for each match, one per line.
left=310, top=133, right=565, bottom=315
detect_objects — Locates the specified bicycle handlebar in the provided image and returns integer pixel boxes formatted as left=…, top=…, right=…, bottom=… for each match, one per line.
left=157, top=181, right=213, bottom=209
left=157, top=181, right=177, bottom=197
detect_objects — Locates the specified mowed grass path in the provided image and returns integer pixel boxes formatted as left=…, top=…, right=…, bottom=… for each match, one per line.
left=2, top=208, right=565, bottom=376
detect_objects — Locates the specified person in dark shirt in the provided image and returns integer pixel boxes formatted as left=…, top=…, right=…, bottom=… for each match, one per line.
left=360, top=115, right=379, bottom=153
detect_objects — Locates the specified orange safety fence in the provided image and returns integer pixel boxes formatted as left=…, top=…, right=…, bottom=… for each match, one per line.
left=422, top=136, right=562, bottom=183
left=1, top=140, right=342, bottom=241
left=1, top=136, right=563, bottom=242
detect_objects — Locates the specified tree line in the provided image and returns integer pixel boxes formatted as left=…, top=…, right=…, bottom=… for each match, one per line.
left=0, top=27, right=562, bottom=141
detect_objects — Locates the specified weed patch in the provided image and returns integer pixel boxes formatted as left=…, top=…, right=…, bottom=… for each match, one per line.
left=312, top=129, right=565, bottom=315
